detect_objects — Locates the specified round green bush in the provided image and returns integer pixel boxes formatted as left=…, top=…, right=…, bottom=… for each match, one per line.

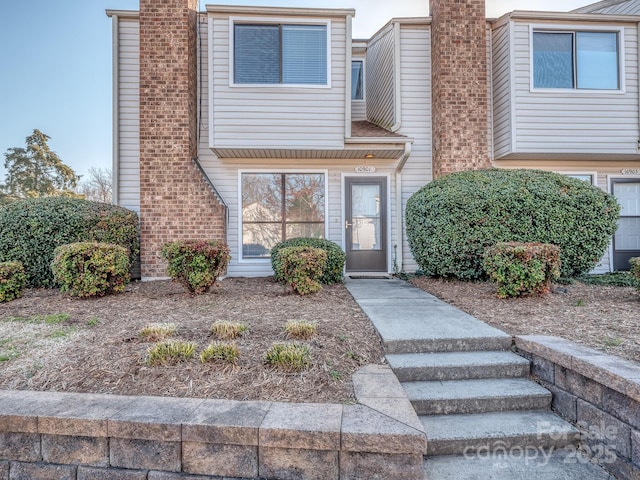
left=406, top=169, right=620, bottom=279
left=0, top=261, right=27, bottom=303
left=51, top=242, right=131, bottom=298
left=271, top=237, right=345, bottom=285
left=0, top=197, right=139, bottom=287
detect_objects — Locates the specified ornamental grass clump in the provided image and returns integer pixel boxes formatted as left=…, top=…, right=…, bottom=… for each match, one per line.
left=265, top=342, right=311, bottom=372
left=483, top=242, right=561, bottom=298
left=139, top=322, right=177, bottom=342
left=276, top=246, right=327, bottom=295
left=51, top=242, right=130, bottom=298
left=161, top=240, right=230, bottom=294
left=200, top=342, right=240, bottom=365
left=284, top=320, right=317, bottom=340
left=146, top=340, right=196, bottom=366
left=211, top=321, right=248, bottom=340
left=0, top=261, right=27, bottom=303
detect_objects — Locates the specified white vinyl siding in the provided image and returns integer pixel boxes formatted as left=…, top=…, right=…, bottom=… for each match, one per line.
left=396, top=25, right=432, bottom=272
left=209, top=13, right=346, bottom=150
left=492, top=22, right=513, bottom=159
left=116, top=18, right=140, bottom=213
left=493, top=21, right=639, bottom=158
left=366, top=25, right=396, bottom=130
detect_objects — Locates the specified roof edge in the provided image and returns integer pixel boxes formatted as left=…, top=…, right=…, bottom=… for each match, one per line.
left=105, top=9, right=139, bottom=19
left=206, top=4, right=355, bottom=17
left=491, top=9, right=640, bottom=28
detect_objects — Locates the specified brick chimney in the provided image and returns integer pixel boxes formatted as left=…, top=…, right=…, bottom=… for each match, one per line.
left=139, top=0, right=226, bottom=278
left=430, top=0, right=491, bottom=177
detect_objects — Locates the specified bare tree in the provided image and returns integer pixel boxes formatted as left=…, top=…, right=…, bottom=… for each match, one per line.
left=78, top=167, right=112, bottom=203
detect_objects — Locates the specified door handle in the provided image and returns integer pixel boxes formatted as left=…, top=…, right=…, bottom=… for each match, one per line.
left=345, top=221, right=352, bottom=229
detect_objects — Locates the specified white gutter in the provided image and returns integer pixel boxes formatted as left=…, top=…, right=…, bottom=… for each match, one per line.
left=111, top=14, right=120, bottom=206
left=394, top=141, right=412, bottom=273
left=637, top=23, right=640, bottom=152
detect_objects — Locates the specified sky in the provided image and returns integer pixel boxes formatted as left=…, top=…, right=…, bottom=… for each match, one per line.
left=0, top=0, right=592, bottom=181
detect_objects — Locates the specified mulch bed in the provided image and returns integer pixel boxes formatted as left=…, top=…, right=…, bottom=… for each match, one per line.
left=0, top=278, right=385, bottom=403
left=410, top=277, right=640, bottom=363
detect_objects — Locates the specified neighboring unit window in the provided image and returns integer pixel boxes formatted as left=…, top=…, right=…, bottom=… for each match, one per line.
left=533, top=31, right=619, bottom=90
left=352, top=60, right=364, bottom=100
left=234, top=23, right=327, bottom=85
left=565, top=173, right=594, bottom=184
left=241, top=173, right=325, bottom=258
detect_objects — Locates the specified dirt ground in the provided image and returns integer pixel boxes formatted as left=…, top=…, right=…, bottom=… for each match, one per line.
left=410, top=277, right=640, bottom=363
left=0, top=278, right=385, bottom=403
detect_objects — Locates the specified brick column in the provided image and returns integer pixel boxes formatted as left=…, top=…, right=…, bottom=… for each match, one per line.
left=430, top=0, right=491, bottom=178
left=139, top=0, right=226, bottom=278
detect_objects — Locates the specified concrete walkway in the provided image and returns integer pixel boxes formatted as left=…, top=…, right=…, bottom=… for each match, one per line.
left=344, top=277, right=614, bottom=480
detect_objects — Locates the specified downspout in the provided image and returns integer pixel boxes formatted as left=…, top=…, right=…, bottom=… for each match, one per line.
left=345, top=14, right=353, bottom=138
left=395, top=141, right=412, bottom=272
left=637, top=22, right=640, bottom=153
left=391, top=21, right=402, bottom=132
left=111, top=14, right=120, bottom=205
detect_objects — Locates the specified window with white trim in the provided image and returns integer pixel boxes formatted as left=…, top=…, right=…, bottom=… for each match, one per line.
left=351, top=60, right=364, bottom=100
left=532, top=30, right=620, bottom=90
left=234, top=23, right=328, bottom=85
left=241, top=173, right=325, bottom=258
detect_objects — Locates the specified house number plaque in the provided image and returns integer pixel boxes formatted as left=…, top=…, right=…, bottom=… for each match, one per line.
left=621, top=169, right=640, bottom=175
left=355, top=166, right=376, bottom=173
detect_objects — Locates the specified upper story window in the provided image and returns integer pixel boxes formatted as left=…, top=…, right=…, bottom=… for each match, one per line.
left=352, top=60, right=364, bottom=100
left=532, top=30, right=620, bottom=90
left=234, top=23, right=328, bottom=85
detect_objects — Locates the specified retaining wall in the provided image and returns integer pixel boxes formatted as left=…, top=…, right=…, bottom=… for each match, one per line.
left=515, top=335, right=640, bottom=480
left=0, top=365, right=426, bottom=480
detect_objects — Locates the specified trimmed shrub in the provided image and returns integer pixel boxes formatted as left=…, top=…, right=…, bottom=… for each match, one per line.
left=630, top=257, right=640, bottom=289
left=406, top=169, right=620, bottom=279
left=161, top=239, right=230, bottom=294
left=0, top=261, right=27, bottom=303
left=271, top=237, right=345, bottom=285
left=51, top=242, right=131, bottom=298
left=483, top=242, right=561, bottom=298
left=277, top=246, right=327, bottom=295
left=0, top=197, right=139, bottom=287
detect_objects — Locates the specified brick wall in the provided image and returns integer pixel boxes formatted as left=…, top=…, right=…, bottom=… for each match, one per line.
left=429, top=0, right=491, bottom=177
left=139, top=0, right=226, bottom=278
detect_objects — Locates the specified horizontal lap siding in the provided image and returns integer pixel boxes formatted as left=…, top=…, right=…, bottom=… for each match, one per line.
left=199, top=17, right=398, bottom=277
left=117, top=19, right=140, bottom=213
left=366, top=26, right=396, bottom=130
left=492, top=22, right=512, bottom=159
left=210, top=15, right=346, bottom=150
left=513, top=22, right=639, bottom=155
left=398, top=26, right=432, bottom=272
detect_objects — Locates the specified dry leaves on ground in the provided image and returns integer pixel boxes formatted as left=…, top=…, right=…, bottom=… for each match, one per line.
left=0, top=278, right=385, bottom=403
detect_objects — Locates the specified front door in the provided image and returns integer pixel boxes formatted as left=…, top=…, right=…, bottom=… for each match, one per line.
left=612, top=179, right=640, bottom=271
left=345, top=177, right=387, bottom=272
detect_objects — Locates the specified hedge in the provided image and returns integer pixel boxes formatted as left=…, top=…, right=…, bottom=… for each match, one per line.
left=0, top=197, right=139, bottom=287
left=406, top=169, right=620, bottom=279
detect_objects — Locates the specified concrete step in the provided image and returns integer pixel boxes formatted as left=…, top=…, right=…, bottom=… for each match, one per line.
left=424, top=450, right=614, bottom=480
left=388, top=351, right=530, bottom=382
left=420, top=410, right=579, bottom=456
left=403, top=378, right=551, bottom=415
